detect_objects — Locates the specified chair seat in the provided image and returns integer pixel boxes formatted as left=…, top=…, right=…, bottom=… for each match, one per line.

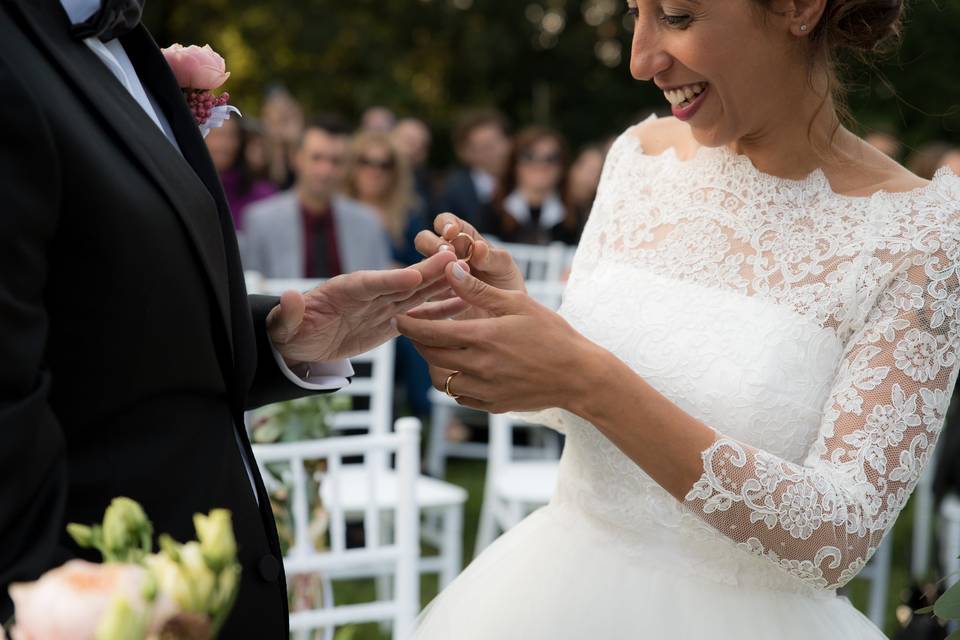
left=321, top=466, right=468, bottom=511
left=493, top=461, right=559, bottom=504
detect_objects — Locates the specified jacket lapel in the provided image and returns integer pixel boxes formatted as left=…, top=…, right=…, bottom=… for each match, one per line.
left=8, top=0, right=234, bottom=352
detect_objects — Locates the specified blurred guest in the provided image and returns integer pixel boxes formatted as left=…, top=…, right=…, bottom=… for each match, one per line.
left=345, top=131, right=425, bottom=267
left=864, top=130, right=901, bottom=160
left=361, top=106, right=397, bottom=133
left=437, top=109, right=511, bottom=230
left=557, top=143, right=606, bottom=245
left=939, top=149, right=960, bottom=175
left=243, top=116, right=392, bottom=278
left=392, top=117, right=436, bottom=213
left=261, top=85, right=305, bottom=188
left=205, top=117, right=277, bottom=233
left=344, top=130, right=433, bottom=417
left=906, top=142, right=954, bottom=181
left=489, top=126, right=570, bottom=245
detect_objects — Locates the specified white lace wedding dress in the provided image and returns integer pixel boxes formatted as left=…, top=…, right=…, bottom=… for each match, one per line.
left=414, top=115, right=960, bottom=639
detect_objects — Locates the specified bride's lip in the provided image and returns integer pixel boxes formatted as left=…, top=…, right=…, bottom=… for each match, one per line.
left=671, top=84, right=709, bottom=122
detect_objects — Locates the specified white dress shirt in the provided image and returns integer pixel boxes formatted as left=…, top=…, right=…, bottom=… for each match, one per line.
left=58, top=0, right=353, bottom=500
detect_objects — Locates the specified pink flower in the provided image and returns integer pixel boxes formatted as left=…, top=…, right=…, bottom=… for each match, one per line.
left=161, top=43, right=231, bottom=91
left=7, top=560, right=177, bottom=640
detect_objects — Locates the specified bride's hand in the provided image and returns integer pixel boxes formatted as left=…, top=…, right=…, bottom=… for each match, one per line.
left=395, top=261, right=608, bottom=414
left=409, top=213, right=525, bottom=320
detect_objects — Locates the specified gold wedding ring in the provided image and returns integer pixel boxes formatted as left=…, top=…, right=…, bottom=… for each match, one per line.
left=452, top=232, right=475, bottom=262
left=444, top=371, right=462, bottom=400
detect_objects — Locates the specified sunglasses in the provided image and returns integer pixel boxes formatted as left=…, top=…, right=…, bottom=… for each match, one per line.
left=518, top=151, right=563, bottom=166
left=358, top=156, right=396, bottom=171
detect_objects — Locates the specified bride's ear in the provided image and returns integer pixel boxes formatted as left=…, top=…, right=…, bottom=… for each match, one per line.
left=768, top=0, right=828, bottom=38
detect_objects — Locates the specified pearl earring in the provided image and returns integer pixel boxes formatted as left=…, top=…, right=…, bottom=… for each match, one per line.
left=799, top=23, right=808, bottom=32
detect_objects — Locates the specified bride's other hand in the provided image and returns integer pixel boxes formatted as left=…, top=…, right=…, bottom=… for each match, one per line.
left=416, top=212, right=525, bottom=288
left=395, top=261, right=609, bottom=414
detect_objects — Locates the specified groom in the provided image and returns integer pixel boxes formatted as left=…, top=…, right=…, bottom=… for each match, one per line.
left=0, top=0, right=455, bottom=635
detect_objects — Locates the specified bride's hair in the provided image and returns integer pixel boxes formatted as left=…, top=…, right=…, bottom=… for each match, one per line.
left=752, top=0, right=905, bottom=148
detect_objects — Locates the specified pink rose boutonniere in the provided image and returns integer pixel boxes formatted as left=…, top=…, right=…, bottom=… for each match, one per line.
left=161, top=43, right=241, bottom=138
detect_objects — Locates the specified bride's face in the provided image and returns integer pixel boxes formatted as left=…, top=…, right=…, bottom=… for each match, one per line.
left=626, top=0, right=806, bottom=148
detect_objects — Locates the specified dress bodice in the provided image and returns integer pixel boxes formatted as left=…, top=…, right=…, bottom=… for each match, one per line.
left=523, top=117, right=960, bottom=595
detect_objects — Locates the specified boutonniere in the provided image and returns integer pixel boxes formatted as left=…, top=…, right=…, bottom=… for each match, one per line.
left=160, top=43, right=241, bottom=138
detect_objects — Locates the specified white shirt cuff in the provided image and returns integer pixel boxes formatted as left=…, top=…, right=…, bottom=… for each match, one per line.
left=269, top=342, right=353, bottom=391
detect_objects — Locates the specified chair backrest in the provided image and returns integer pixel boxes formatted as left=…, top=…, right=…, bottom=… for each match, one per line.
left=497, top=241, right=567, bottom=283
left=325, top=340, right=396, bottom=438
left=252, top=418, right=422, bottom=639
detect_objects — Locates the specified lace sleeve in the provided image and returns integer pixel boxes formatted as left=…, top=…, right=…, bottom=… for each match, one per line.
left=682, top=243, right=960, bottom=590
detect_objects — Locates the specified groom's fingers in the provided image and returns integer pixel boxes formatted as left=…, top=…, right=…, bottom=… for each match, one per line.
left=405, top=250, right=458, bottom=287
left=267, top=289, right=306, bottom=344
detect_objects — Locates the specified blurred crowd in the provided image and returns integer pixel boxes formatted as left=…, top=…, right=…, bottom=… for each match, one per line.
left=206, top=86, right=613, bottom=419
left=205, top=86, right=612, bottom=282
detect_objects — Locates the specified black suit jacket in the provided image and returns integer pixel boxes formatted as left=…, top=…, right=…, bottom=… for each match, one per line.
left=0, top=1, right=325, bottom=635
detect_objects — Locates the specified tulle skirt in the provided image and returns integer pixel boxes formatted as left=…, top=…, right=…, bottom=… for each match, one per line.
left=414, top=504, right=887, bottom=639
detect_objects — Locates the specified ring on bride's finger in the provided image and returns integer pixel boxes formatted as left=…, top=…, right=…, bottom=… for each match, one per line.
left=444, top=371, right=462, bottom=400
left=452, top=232, right=475, bottom=262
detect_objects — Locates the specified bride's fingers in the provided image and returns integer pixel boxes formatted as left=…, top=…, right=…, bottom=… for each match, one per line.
left=414, top=230, right=454, bottom=259
left=427, top=366, right=490, bottom=402
left=469, top=240, right=515, bottom=276
left=434, top=213, right=480, bottom=243
left=406, top=298, right=472, bottom=321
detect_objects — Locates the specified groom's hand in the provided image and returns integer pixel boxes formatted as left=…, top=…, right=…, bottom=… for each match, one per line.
left=267, top=251, right=457, bottom=365
left=395, top=261, right=603, bottom=414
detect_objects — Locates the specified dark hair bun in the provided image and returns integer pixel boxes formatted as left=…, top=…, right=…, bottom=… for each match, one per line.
left=821, top=0, right=904, bottom=53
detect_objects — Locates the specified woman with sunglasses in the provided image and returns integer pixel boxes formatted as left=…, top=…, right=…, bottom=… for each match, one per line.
left=344, top=131, right=426, bottom=266
left=487, top=126, right=572, bottom=246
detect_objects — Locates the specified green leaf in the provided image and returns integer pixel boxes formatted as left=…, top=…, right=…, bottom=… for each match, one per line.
left=935, top=582, right=960, bottom=619
left=915, top=605, right=936, bottom=615
left=946, top=628, right=960, bottom=640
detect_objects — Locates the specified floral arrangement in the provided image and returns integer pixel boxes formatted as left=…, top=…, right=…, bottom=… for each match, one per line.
left=3, top=498, right=240, bottom=640
left=160, top=44, right=240, bottom=138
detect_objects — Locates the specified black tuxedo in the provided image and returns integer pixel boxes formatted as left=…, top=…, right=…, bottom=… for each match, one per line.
left=0, top=1, right=325, bottom=635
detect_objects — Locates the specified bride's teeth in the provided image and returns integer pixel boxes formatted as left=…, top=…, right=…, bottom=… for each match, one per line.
left=663, top=83, right=707, bottom=106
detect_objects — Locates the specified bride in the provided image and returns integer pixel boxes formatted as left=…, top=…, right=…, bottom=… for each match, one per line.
left=396, top=0, right=960, bottom=637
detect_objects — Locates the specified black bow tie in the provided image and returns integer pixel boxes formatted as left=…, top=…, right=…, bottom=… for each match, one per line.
left=70, top=0, right=145, bottom=42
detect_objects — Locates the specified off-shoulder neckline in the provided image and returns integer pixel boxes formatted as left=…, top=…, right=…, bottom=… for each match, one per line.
left=620, top=120, right=957, bottom=203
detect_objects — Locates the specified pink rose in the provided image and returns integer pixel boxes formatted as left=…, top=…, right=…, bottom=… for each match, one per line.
left=7, top=560, right=177, bottom=640
left=161, top=43, right=231, bottom=91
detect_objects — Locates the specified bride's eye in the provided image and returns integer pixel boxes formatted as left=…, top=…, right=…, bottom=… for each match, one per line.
left=626, top=5, right=639, bottom=18
left=659, top=10, right=693, bottom=28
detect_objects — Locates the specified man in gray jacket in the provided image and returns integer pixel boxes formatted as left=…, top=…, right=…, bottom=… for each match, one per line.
left=243, top=116, right=393, bottom=277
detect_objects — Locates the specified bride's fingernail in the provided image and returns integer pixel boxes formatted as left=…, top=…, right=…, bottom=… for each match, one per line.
left=451, top=263, right=467, bottom=280
left=389, top=318, right=398, bottom=330
left=442, top=223, right=453, bottom=235
left=439, top=244, right=451, bottom=252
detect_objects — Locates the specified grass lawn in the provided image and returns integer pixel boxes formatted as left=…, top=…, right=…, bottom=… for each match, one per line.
left=325, top=458, right=924, bottom=640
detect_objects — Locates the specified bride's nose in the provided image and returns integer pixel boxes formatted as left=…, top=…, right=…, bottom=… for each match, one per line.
left=629, top=18, right=673, bottom=81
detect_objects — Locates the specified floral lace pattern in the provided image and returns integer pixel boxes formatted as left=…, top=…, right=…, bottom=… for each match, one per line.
left=549, top=116, right=960, bottom=592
